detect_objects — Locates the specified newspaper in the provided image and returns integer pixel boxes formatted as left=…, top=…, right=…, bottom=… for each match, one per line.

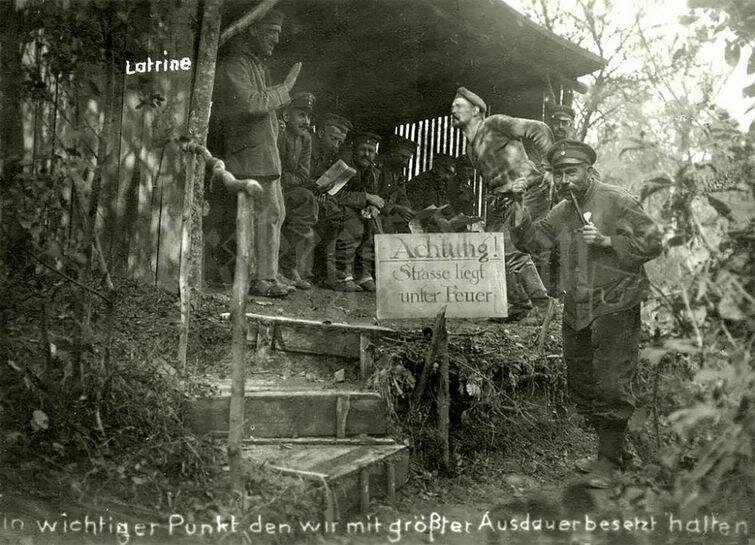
left=315, top=159, right=356, bottom=196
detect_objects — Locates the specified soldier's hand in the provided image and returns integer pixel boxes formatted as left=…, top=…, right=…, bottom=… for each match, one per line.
left=284, top=62, right=302, bottom=91
left=366, top=193, right=385, bottom=209
left=511, top=178, right=527, bottom=195
left=243, top=179, right=262, bottom=196
left=580, top=223, right=611, bottom=247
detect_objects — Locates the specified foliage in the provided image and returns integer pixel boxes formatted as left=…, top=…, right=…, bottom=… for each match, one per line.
left=369, top=323, right=567, bottom=471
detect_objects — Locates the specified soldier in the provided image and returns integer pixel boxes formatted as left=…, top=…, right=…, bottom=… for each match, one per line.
left=278, top=92, right=316, bottom=290
left=406, top=154, right=457, bottom=211
left=449, top=155, right=477, bottom=217
left=451, top=87, right=552, bottom=319
left=209, top=9, right=301, bottom=298
left=333, top=131, right=383, bottom=292
left=375, top=134, right=416, bottom=234
left=310, top=113, right=353, bottom=287
left=549, top=104, right=576, bottom=141
left=508, top=140, right=663, bottom=485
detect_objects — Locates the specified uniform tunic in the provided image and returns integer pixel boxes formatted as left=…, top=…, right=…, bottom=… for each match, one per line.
left=511, top=179, right=663, bottom=422
left=278, top=130, right=317, bottom=274
left=210, top=42, right=290, bottom=280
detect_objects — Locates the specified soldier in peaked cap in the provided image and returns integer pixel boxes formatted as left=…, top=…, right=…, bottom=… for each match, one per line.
left=208, top=7, right=302, bottom=297
left=309, top=112, right=353, bottom=288
left=375, top=133, right=416, bottom=229
left=549, top=104, right=576, bottom=141
left=332, top=131, right=383, bottom=292
left=451, top=86, right=553, bottom=319
left=278, top=91, right=317, bottom=290
left=508, top=139, right=662, bottom=486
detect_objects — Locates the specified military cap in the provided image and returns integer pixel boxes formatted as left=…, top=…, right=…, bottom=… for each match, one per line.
left=351, top=131, right=382, bottom=147
left=319, top=113, right=353, bottom=133
left=289, top=92, right=315, bottom=112
left=258, top=8, right=284, bottom=27
left=550, top=104, right=575, bottom=121
left=455, top=87, right=487, bottom=114
left=546, top=139, right=597, bottom=167
left=433, top=153, right=456, bottom=170
left=383, top=133, right=417, bottom=154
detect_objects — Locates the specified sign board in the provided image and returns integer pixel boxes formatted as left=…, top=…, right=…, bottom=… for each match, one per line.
left=375, top=232, right=507, bottom=319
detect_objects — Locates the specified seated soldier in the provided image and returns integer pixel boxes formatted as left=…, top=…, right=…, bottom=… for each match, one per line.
left=449, top=154, right=477, bottom=217
left=333, top=131, right=383, bottom=292
left=406, top=153, right=456, bottom=211
left=375, top=134, right=416, bottom=234
left=278, top=92, right=317, bottom=290
left=310, top=113, right=353, bottom=288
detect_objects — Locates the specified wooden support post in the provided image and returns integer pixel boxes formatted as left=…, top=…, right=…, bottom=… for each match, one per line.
left=411, top=306, right=447, bottom=407
left=536, top=297, right=557, bottom=354
left=360, top=469, right=370, bottom=515
left=228, top=191, right=252, bottom=498
left=359, top=333, right=374, bottom=382
left=335, top=395, right=350, bottom=439
left=177, top=0, right=223, bottom=371
left=219, top=0, right=280, bottom=46
left=436, top=313, right=450, bottom=472
left=385, top=461, right=396, bottom=504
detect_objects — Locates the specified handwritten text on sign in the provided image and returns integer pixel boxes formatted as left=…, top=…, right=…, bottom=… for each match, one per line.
left=375, top=233, right=507, bottom=319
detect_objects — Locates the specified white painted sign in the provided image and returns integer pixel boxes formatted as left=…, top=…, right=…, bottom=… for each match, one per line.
left=375, top=232, right=507, bottom=319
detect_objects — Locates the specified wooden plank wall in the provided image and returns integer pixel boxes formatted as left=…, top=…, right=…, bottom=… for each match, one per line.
left=19, top=0, right=199, bottom=290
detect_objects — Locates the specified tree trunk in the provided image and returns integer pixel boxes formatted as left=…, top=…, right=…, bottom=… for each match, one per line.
left=177, top=0, right=223, bottom=370
left=0, top=0, right=24, bottom=174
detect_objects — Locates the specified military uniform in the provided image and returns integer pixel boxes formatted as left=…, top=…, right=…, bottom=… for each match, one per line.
left=334, top=132, right=382, bottom=290
left=456, top=87, right=551, bottom=315
left=511, top=140, right=663, bottom=476
left=310, top=113, right=353, bottom=285
left=406, top=154, right=456, bottom=211
left=207, top=11, right=290, bottom=294
left=375, top=134, right=416, bottom=235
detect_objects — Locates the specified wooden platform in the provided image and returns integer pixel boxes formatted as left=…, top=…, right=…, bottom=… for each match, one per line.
left=191, top=314, right=407, bottom=520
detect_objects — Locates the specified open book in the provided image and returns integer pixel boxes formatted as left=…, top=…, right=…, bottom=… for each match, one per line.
left=315, top=159, right=356, bottom=196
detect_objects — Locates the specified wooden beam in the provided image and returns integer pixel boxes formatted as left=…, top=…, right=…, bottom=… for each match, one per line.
left=219, top=0, right=280, bottom=47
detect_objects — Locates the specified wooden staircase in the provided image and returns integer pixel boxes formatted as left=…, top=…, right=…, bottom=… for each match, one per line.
left=187, top=313, right=409, bottom=521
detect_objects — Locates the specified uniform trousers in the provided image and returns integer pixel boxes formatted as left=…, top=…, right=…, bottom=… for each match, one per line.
left=335, top=212, right=373, bottom=280
left=252, top=176, right=285, bottom=280
left=562, top=305, right=641, bottom=425
left=312, top=195, right=343, bottom=282
left=280, top=186, right=318, bottom=276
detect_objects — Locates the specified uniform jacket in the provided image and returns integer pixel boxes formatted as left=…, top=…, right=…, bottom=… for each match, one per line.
left=212, top=42, right=290, bottom=177
left=375, top=163, right=411, bottom=215
left=310, top=137, right=338, bottom=182
left=466, top=115, right=553, bottom=192
left=278, top=129, right=312, bottom=191
left=407, top=169, right=448, bottom=211
left=337, top=164, right=378, bottom=216
left=511, top=180, right=663, bottom=330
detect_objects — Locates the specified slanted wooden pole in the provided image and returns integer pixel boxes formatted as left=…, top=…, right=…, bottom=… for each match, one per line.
left=178, top=0, right=223, bottom=371
left=436, top=314, right=450, bottom=472
left=536, top=297, right=556, bottom=354
left=219, top=0, right=280, bottom=47
left=411, top=306, right=446, bottom=407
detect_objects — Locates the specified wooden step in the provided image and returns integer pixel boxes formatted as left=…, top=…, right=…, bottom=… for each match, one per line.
left=220, top=313, right=397, bottom=380
left=244, top=442, right=409, bottom=520
left=188, top=385, right=390, bottom=438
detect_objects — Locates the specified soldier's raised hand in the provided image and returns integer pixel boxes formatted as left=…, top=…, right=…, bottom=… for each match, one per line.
left=284, top=62, right=302, bottom=91
left=580, top=223, right=611, bottom=248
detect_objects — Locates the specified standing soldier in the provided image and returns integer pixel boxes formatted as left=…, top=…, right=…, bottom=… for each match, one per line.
left=508, top=140, right=663, bottom=485
left=209, top=9, right=301, bottom=298
left=278, top=92, right=317, bottom=290
left=549, top=104, right=576, bottom=141
left=451, top=87, right=552, bottom=319
left=310, top=113, right=353, bottom=288
left=333, top=132, right=383, bottom=292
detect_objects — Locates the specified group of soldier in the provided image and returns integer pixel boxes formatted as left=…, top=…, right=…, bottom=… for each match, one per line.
left=206, top=8, right=665, bottom=486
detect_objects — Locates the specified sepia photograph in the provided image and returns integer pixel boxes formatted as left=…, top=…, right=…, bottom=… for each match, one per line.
left=0, top=0, right=753, bottom=543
